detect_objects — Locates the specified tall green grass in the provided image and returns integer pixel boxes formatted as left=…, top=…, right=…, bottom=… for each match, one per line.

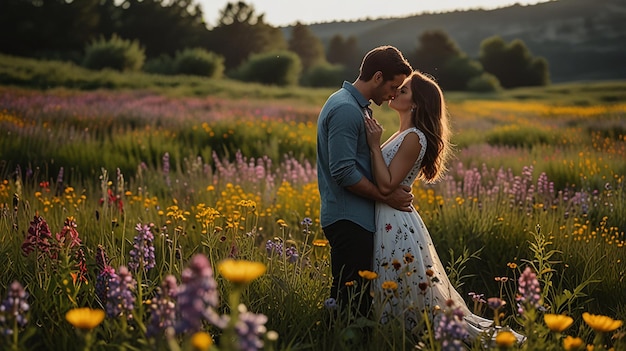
left=0, top=55, right=625, bottom=350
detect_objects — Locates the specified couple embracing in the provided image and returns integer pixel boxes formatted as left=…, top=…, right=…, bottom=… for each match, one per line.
left=316, top=45, right=524, bottom=344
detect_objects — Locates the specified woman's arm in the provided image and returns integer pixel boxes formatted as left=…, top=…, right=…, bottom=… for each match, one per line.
left=365, top=117, right=421, bottom=195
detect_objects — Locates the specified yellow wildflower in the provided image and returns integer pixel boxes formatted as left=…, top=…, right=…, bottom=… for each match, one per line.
left=495, top=330, right=517, bottom=348
left=358, top=270, right=378, bottom=280
left=312, top=239, right=329, bottom=247
left=381, top=281, right=398, bottom=290
left=65, top=307, right=105, bottom=330
left=563, top=335, right=584, bottom=351
left=544, top=313, right=574, bottom=332
left=582, top=312, right=623, bottom=333
left=218, top=259, right=266, bottom=285
left=191, top=331, right=213, bottom=351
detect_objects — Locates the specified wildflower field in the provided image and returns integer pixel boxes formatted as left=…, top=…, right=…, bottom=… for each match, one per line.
left=0, top=83, right=625, bottom=351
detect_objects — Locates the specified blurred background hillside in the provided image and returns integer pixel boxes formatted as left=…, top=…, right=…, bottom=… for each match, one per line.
left=302, top=0, right=626, bottom=83
left=1, top=0, right=624, bottom=91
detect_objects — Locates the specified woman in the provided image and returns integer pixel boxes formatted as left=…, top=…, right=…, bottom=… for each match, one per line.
left=364, top=71, right=524, bottom=343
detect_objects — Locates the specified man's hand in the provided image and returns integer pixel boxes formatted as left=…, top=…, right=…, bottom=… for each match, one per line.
left=383, top=185, right=413, bottom=212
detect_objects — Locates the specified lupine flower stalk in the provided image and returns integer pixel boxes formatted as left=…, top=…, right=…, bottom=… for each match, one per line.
left=175, top=254, right=223, bottom=333
left=0, top=281, right=30, bottom=336
left=106, top=266, right=136, bottom=319
left=234, top=304, right=268, bottom=351
left=516, top=266, right=541, bottom=314
left=434, top=300, right=469, bottom=351
left=128, top=223, right=156, bottom=272
left=147, top=275, right=178, bottom=337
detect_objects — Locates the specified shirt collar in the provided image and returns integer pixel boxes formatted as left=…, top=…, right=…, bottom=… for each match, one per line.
left=342, top=81, right=371, bottom=109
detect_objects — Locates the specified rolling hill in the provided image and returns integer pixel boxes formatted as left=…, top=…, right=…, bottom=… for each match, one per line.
left=290, top=0, right=626, bottom=83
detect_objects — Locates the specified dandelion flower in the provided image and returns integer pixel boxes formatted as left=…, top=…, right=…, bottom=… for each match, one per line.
left=191, top=331, right=213, bottom=351
left=65, top=308, right=105, bottom=330
left=582, top=312, right=623, bottom=333
left=563, top=335, right=584, bottom=350
left=495, top=330, right=517, bottom=348
left=544, top=314, right=574, bottom=332
left=218, top=259, right=266, bottom=285
left=358, top=270, right=378, bottom=280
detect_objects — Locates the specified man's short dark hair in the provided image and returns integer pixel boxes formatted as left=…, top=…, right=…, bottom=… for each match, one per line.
left=358, top=45, right=413, bottom=82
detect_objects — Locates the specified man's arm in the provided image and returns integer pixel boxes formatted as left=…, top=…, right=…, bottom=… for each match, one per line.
left=346, top=177, right=413, bottom=212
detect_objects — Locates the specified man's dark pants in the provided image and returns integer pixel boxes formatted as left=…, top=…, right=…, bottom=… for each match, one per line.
left=323, top=219, right=374, bottom=317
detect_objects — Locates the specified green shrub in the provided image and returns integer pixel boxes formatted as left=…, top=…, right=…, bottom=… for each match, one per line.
left=486, top=124, right=554, bottom=147
left=174, top=48, right=224, bottom=78
left=235, top=50, right=302, bottom=86
left=82, top=34, right=145, bottom=72
left=143, top=54, right=176, bottom=75
left=300, top=62, right=347, bottom=87
left=466, top=73, right=502, bottom=92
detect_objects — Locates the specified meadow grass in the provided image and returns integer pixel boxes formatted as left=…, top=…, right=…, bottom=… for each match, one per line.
left=0, top=78, right=625, bottom=350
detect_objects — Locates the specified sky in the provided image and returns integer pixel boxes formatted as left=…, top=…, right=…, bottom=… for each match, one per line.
left=198, top=0, right=553, bottom=27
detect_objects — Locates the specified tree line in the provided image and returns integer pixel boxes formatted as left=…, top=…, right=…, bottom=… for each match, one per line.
left=0, top=0, right=549, bottom=91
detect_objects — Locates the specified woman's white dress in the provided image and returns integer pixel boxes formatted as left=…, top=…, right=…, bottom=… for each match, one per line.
left=371, top=127, right=524, bottom=343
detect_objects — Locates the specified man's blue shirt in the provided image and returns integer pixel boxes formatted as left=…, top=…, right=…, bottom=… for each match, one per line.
left=316, top=81, right=375, bottom=232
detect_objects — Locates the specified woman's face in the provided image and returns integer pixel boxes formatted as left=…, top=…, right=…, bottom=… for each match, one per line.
left=388, top=76, right=413, bottom=113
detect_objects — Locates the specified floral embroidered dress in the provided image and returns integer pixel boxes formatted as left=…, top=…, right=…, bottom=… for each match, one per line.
left=371, top=127, right=524, bottom=342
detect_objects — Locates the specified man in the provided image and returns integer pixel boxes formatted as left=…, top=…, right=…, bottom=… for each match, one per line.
left=316, top=45, right=414, bottom=316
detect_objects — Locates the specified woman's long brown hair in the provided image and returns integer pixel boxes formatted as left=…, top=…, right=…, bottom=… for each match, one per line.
left=409, top=71, right=452, bottom=183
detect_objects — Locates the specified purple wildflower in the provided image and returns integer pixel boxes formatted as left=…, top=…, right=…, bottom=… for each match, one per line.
left=324, top=298, right=337, bottom=310
left=21, top=215, right=53, bottom=257
left=285, top=246, right=299, bottom=264
left=0, top=281, right=29, bottom=335
left=434, top=301, right=469, bottom=351
left=516, top=266, right=541, bottom=313
left=487, top=297, right=506, bottom=311
left=106, top=266, right=136, bottom=319
left=235, top=304, right=268, bottom=351
left=96, top=245, right=109, bottom=271
left=175, top=254, right=223, bottom=333
left=128, top=223, right=156, bottom=272
left=96, top=265, right=115, bottom=305
left=265, top=240, right=283, bottom=257
left=147, top=275, right=178, bottom=337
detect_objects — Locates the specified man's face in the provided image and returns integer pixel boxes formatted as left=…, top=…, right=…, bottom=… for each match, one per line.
left=371, top=74, right=407, bottom=106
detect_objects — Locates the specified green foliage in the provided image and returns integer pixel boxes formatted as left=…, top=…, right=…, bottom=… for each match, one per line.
left=485, top=124, right=555, bottom=148
left=300, top=62, right=348, bottom=87
left=143, top=54, right=176, bottom=75
left=411, top=29, right=484, bottom=91
left=326, top=34, right=361, bottom=77
left=0, top=54, right=333, bottom=103
left=288, top=22, right=326, bottom=71
left=479, top=36, right=550, bottom=88
left=173, top=48, right=224, bottom=78
left=466, top=73, right=502, bottom=92
left=440, top=55, right=484, bottom=91
left=208, top=2, right=288, bottom=71
left=234, top=50, right=302, bottom=86
left=82, top=34, right=145, bottom=72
